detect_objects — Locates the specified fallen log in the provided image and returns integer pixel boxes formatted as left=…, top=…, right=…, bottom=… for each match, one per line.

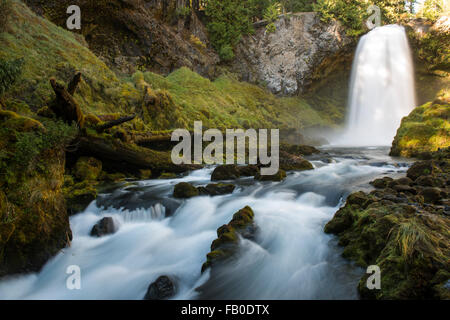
left=96, top=114, right=136, bottom=133
left=74, top=135, right=201, bottom=175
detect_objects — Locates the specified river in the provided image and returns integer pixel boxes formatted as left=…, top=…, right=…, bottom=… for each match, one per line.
left=0, top=147, right=412, bottom=300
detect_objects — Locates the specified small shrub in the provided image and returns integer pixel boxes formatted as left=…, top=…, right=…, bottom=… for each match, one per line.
left=190, top=35, right=207, bottom=50
left=219, top=45, right=235, bottom=61
left=264, top=3, right=281, bottom=33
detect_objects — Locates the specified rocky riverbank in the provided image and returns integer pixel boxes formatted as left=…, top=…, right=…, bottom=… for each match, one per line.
left=325, top=149, right=450, bottom=299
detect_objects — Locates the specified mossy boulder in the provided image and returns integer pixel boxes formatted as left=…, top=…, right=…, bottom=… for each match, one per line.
left=64, top=181, right=98, bottom=215
left=279, top=151, right=314, bottom=171
left=199, top=183, right=236, bottom=196
left=280, top=143, right=320, bottom=156
left=201, top=206, right=256, bottom=273
left=74, top=157, right=102, bottom=181
left=159, top=172, right=177, bottom=179
left=255, top=169, right=287, bottom=182
left=211, top=165, right=241, bottom=181
left=370, top=177, right=394, bottom=189
left=407, top=160, right=442, bottom=181
left=173, top=182, right=199, bottom=199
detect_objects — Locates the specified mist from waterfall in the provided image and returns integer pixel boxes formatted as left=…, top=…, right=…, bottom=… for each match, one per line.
left=335, top=25, right=416, bottom=147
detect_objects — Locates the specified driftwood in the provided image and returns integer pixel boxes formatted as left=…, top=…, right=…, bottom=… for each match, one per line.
left=96, top=114, right=137, bottom=133
left=49, top=72, right=85, bottom=128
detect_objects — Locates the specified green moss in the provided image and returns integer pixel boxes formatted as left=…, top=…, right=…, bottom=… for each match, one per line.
left=202, top=206, right=255, bottom=273
left=173, top=182, right=199, bottom=199
left=325, top=191, right=450, bottom=299
left=74, top=157, right=102, bottom=181
left=391, top=99, right=450, bottom=158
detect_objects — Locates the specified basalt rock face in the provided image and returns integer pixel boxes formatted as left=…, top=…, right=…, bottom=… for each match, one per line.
left=232, top=13, right=355, bottom=96
left=24, top=0, right=219, bottom=76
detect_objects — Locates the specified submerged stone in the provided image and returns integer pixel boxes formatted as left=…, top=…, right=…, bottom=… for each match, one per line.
left=90, top=217, right=117, bottom=237
left=144, top=276, right=176, bottom=300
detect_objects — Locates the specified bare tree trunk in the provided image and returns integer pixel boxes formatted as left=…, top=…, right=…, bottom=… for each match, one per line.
left=49, top=73, right=85, bottom=128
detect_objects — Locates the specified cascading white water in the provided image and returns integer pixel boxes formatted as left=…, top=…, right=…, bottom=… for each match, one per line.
left=0, top=148, right=409, bottom=300
left=337, top=25, right=416, bottom=146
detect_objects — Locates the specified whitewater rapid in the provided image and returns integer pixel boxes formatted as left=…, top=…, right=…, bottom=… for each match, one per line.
left=0, top=148, right=410, bottom=300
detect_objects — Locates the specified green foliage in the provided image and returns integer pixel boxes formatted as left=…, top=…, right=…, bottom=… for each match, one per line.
left=419, top=0, right=444, bottom=21
left=313, top=0, right=409, bottom=36
left=218, top=45, right=235, bottom=61
left=283, top=0, right=316, bottom=12
left=205, top=0, right=255, bottom=61
left=313, top=0, right=369, bottom=36
left=414, top=28, right=450, bottom=71
left=0, top=58, right=23, bottom=97
left=13, top=119, right=78, bottom=166
left=264, top=3, right=281, bottom=33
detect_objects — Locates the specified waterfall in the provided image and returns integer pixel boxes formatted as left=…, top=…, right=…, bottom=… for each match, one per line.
left=337, top=25, right=416, bottom=146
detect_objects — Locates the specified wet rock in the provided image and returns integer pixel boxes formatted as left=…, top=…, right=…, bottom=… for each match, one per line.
left=211, top=165, right=241, bottom=181
left=202, top=206, right=256, bottom=273
left=324, top=207, right=354, bottom=234
left=173, top=182, right=199, bottom=199
left=280, top=144, right=320, bottom=156
left=396, top=177, right=413, bottom=186
left=346, top=191, right=373, bottom=209
left=415, top=175, right=445, bottom=188
left=279, top=151, right=314, bottom=171
left=201, top=184, right=236, bottom=196
left=370, top=177, right=394, bottom=189
left=419, top=188, right=443, bottom=204
left=407, top=160, right=441, bottom=181
left=255, top=169, right=287, bottom=182
left=144, top=276, right=176, bottom=300
left=393, top=185, right=417, bottom=195
left=90, top=217, right=117, bottom=237
left=237, top=165, right=259, bottom=177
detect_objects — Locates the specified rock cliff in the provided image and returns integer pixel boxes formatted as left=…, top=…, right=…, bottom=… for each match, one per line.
left=232, top=13, right=355, bottom=96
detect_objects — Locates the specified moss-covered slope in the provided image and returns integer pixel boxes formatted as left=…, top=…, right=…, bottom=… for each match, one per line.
left=0, top=111, right=76, bottom=276
left=391, top=95, right=449, bottom=158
